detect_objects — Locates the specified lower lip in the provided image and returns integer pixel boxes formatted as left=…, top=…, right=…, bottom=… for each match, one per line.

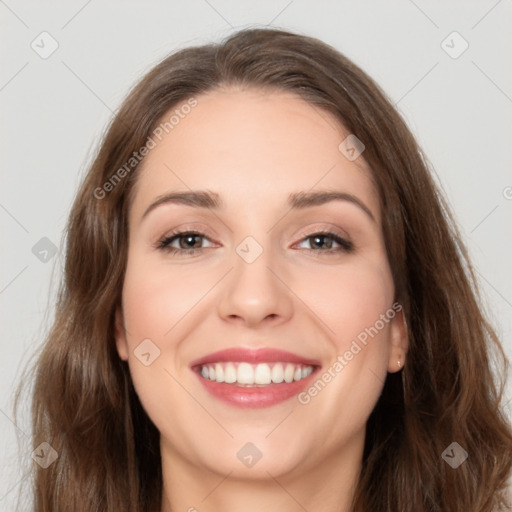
left=194, top=369, right=318, bottom=408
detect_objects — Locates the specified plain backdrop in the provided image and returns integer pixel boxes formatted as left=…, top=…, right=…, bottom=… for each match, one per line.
left=1, top=0, right=511, bottom=509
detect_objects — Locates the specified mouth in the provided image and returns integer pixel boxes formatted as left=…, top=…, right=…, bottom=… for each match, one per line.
left=190, top=347, right=321, bottom=408
left=196, top=361, right=314, bottom=385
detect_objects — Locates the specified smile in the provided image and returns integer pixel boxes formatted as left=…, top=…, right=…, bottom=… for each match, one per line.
left=190, top=347, right=321, bottom=408
left=199, top=361, right=314, bottom=386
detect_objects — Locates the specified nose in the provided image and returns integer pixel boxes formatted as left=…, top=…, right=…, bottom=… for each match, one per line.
left=217, top=241, right=294, bottom=328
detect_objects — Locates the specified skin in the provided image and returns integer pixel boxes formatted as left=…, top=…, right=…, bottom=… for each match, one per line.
left=114, top=87, right=408, bottom=512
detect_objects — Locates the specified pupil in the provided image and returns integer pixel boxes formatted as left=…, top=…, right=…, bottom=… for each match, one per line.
left=183, top=234, right=200, bottom=248
left=313, top=235, right=331, bottom=249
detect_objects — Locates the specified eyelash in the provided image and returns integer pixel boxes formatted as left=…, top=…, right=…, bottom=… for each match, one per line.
left=156, top=229, right=354, bottom=256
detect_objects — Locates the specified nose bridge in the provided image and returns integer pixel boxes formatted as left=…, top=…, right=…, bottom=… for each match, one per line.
left=217, top=232, right=293, bottom=325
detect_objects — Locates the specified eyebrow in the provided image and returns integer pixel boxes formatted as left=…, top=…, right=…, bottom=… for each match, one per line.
left=141, top=189, right=376, bottom=223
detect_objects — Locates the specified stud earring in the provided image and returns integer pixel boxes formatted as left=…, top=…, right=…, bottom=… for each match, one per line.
left=397, top=359, right=401, bottom=369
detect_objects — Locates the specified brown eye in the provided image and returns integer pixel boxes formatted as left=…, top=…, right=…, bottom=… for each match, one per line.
left=157, top=231, right=213, bottom=255
left=296, top=231, right=354, bottom=254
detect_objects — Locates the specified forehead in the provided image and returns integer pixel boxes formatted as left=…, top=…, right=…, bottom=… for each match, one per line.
left=129, top=87, right=379, bottom=223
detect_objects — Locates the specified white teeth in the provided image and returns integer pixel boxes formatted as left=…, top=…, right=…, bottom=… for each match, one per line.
left=215, top=363, right=224, bottom=383
left=302, top=366, right=313, bottom=378
left=254, top=363, right=271, bottom=385
left=271, top=364, right=284, bottom=383
left=237, top=362, right=254, bottom=384
left=224, top=363, right=237, bottom=383
left=284, top=363, right=295, bottom=383
left=199, top=362, right=315, bottom=386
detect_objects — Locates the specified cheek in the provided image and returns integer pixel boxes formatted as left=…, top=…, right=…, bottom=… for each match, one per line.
left=291, top=258, right=396, bottom=450
left=121, top=258, right=201, bottom=342
left=119, top=253, right=219, bottom=410
left=120, top=257, right=202, bottom=443
left=298, top=255, right=395, bottom=347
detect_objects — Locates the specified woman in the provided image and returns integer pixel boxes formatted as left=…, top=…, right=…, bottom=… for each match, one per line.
left=19, top=27, right=512, bottom=511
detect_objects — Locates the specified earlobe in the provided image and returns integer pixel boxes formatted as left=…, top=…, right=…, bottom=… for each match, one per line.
left=114, top=306, right=129, bottom=361
left=387, top=308, right=408, bottom=373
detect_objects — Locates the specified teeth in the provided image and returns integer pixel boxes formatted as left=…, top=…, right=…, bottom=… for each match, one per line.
left=215, top=363, right=224, bottom=383
left=284, top=363, right=295, bottom=383
left=199, top=362, right=315, bottom=386
left=224, top=363, right=237, bottom=383
left=237, top=362, right=254, bottom=384
left=254, top=363, right=271, bottom=385
left=271, top=364, right=284, bottom=383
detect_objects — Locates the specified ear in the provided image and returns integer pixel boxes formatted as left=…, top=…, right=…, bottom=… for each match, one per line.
left=387, top=306, right=408, bottom=373
left=114, top=305, right=129, bottom=361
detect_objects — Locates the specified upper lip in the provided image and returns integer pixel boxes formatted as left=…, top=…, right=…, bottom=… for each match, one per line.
left=190, top=347, right=321, bottom=368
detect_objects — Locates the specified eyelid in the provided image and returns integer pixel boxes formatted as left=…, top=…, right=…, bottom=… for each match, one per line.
left=291, top=227, right=354, bottom=253
left=294, top=224, right=352, bottom=243
left=157, top=223, right=351, bottom=245
left=155, top=226, right=218, bottom=250
left=156, top=223, right=354, bottom=256
left=157, top=223, right=217, bottom=241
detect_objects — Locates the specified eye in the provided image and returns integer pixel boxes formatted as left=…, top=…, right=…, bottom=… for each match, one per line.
left=157, top=230, right=215, bottom=255
left=295, top=230, right=354, bottom=254
left=156, top=229, right=354, bottom=256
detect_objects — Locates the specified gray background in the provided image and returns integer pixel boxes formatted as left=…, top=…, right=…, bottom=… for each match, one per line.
left=1, top=0, right=511, bottom=508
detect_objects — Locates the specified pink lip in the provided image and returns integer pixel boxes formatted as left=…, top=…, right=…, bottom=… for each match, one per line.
left=190, top=347, right=321, bottom=409
left=189, top=347, right=321, bottom=367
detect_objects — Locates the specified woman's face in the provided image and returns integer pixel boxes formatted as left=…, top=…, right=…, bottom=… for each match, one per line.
left=115, top=87, right=407, bottom=481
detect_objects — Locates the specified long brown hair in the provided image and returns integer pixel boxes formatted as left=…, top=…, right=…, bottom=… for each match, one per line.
left=15, top=27, right=512, bottom=511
